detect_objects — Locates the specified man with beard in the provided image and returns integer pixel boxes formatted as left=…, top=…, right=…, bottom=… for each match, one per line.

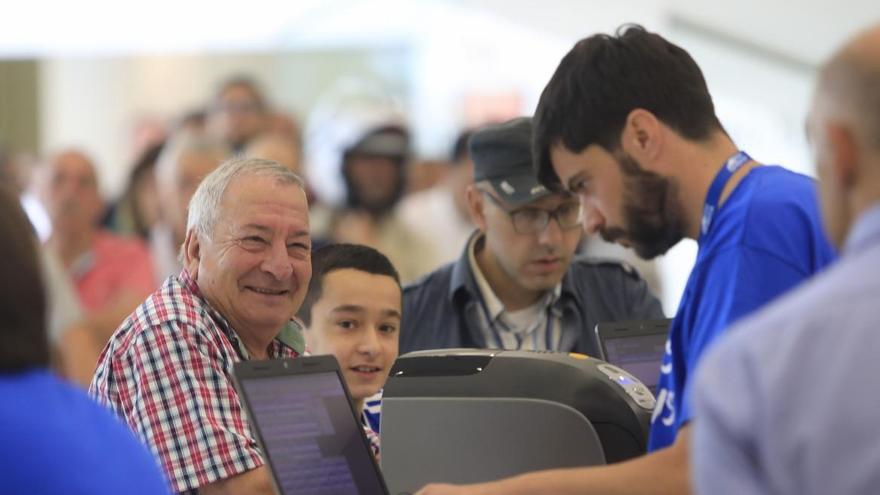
left=416, top=26, right=836, bottom=495
left=401, top=117, right=663, bottom=355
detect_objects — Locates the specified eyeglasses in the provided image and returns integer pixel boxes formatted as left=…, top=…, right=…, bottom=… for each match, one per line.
left=481, top=191, right=583, bottom=234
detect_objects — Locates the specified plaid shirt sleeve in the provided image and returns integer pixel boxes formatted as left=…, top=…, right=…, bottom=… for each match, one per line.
left=117, top=320, right=262, bottom=493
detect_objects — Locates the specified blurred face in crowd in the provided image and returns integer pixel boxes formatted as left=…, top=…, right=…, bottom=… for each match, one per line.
left=345, top=154, right=403, bottom=212
left=245, top=133, right=303, bottom=177
left=306, top=268, right=401, bottom=401
left=210, top=83, right=267, bottom=149
left=40, top=150, right=102, bottom=236
left=472, top=187, right=582, bottom=294
left=132, top=166, right=160, bottom=234
left=185, top=174, right=311, bottom=339
left=550, top=143, right=687, bottom=260
left=165, top=150, right=224, bottom=242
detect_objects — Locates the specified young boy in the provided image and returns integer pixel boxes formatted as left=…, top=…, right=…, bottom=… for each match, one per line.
left=298, top=243, right=401, bottom=456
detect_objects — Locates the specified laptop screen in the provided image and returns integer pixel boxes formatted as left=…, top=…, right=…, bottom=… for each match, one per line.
left=238, top=369, right=386, bottom=495
left=601, top=333, right=667, bottom=393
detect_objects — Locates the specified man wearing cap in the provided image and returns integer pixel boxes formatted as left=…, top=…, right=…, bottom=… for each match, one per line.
left=401, top=117, right=663, bottom=355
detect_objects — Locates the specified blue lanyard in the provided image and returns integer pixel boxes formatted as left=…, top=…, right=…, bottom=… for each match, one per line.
left=700, top=151, right=751, bottom=241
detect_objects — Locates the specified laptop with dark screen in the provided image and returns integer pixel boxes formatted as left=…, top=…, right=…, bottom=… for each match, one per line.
left=233, top=355, right=391, bottom=495
left=595, top=319, right=671, bottom=394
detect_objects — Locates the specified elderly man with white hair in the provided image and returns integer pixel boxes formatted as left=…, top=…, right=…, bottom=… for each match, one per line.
left=91, top=157, right=311, bottom=494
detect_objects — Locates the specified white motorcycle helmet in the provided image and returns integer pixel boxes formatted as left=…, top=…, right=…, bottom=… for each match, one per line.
left=304, top=78, right=409, bottom=207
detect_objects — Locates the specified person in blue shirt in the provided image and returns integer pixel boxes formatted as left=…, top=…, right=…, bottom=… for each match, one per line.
left=416, top=24, right=835, bottom=495
left=297, top=243, right=403, bottom=457
left=693, top=23, right=880, bottom=495
left=0, top=185, right=170, bottom=495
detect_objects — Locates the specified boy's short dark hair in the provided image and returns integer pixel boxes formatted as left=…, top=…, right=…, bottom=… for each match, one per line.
left=297, top=243, right=401, bottom=326
left=533, top=24, right=725, bottom=187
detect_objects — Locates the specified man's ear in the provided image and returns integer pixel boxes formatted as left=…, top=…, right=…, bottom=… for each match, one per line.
left=620, top=108, right=664, bottom=166
left=182, top=229, right=201, bottom=279
left=826, top=122, right=859, bottom=190
left=465, top=185, right=488, bottom=232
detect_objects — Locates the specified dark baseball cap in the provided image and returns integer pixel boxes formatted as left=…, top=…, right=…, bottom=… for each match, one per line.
left=469, top=117, right=551, bottom=206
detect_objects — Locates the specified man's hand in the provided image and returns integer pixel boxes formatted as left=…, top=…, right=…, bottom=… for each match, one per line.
left=416, top=482, right=496, bottom=495
left=416, top=484, right=462, bottom=495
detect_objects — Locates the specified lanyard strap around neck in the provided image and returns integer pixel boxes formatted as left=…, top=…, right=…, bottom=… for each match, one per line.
left=700, top=151, right=751, bottom=240
left=475, top=291, right=554, bottom=351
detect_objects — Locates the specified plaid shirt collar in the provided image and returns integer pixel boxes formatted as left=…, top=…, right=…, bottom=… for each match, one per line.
left=178, top=269, right=305, bottom=358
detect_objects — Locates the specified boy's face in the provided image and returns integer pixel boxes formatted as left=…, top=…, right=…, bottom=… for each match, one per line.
left=306, top=268, right=401, bottom=401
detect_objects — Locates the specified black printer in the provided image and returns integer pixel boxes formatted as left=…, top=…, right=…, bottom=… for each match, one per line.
left=380, top=349, right=654, bottom=494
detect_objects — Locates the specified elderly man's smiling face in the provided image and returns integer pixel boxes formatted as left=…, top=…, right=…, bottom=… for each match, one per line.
left=186, top=174, right=311, bottom=339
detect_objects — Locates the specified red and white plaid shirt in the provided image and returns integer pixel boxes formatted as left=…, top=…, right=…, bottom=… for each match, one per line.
left=90, top=270, right=299, bottom=494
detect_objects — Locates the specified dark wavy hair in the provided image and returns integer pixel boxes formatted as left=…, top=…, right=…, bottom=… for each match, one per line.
left=533, top=24, right=725, bottom=187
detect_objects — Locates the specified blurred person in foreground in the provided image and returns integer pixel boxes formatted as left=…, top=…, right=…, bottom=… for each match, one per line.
left=416, top=24, right=835, bottom=495
left=692, top=23, right=880, bottom=495
left=0, top=185, right=170, bottom=494
left=1, top=145, right=90, bottom=385
left=91, top=157, right=310, bottom=494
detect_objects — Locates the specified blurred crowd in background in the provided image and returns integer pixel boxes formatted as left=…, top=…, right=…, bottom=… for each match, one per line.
left=5, top=73, right=639, bottom=386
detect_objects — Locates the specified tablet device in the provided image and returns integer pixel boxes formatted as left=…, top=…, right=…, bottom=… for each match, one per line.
left=233, top=355, right=390, bottom=495
left=595, top=319, right=671, bottom=394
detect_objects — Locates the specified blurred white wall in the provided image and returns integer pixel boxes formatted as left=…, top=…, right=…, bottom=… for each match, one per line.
left=39, top=50, right=408, bottom=197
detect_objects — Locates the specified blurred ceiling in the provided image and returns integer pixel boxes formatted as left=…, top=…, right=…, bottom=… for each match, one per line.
left=1, top=0, right=876, bottom=65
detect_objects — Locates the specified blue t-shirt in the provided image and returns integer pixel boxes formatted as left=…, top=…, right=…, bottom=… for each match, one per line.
left=0, top=369, right=170, bottom=494
left=647, top=166, right=836, bottom=451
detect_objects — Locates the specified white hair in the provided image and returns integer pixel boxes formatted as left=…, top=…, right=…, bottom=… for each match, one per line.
left=186, top=157, right=305, bottom=240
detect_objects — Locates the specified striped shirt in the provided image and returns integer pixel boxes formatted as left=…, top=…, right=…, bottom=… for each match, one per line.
left=90, top=270, right=299, bottom=494
left=362, top=393, right=383, bottom=459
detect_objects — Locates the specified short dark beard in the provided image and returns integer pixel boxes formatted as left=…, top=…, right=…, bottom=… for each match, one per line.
left=600, top=152, right=687, bottom=260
